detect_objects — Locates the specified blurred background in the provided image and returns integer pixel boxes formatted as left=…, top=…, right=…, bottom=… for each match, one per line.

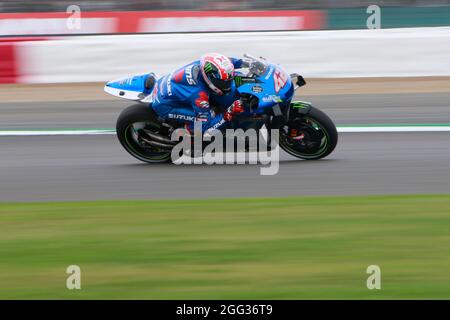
left=1, top=0, right=450, bottom=12
left=1, top=0, right=450, bottom=300
left=0, top=0, right=449, bottom=33
left=0, top=0, right=449, bottom=83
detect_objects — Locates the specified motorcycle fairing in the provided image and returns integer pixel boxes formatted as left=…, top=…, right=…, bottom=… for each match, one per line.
left=104, top=74, right=152, bottom=101
left=236, top=63, right=294, bottom=115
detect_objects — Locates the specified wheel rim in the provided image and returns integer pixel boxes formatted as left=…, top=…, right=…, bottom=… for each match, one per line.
left=280, top=117, right=330, bottom=159
left=123, top=122, right=171, bottom=162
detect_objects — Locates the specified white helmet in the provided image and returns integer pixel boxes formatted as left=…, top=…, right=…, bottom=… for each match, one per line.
left=200, top=53, right=234, bottom=95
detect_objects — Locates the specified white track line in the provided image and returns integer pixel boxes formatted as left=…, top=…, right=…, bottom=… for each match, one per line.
left=0, top=126, right=450, bottom=136
left=0, top=130, right=115, bottom=136
left=338, top=126, right=450, bottom=133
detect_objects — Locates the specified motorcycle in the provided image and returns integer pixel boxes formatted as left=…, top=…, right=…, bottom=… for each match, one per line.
left=104, top=54, right=338, bottom=163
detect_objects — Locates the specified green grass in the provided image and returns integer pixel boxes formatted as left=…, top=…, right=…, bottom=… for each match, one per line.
left=0, top=195, right=449, bottom=299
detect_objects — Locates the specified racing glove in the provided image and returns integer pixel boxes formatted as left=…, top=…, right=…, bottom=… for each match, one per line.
left=223, top=100, right=244, bottom=121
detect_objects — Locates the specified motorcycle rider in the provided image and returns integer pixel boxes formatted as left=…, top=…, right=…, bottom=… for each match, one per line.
left=148, top=53, right=251, bottom=136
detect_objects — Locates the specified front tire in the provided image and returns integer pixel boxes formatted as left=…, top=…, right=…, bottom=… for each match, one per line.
left=279, top=106, right=338, bottom=160
left=116, top=104, right=172, bottom=163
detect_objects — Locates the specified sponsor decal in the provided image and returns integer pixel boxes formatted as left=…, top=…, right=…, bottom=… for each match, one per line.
left=204, top=62, right=213, bottom=74
left=273, top=68, right=288, bottom=93
left=209, top=118, right=225, bottom=131
left=251, top=85, right=264, bottom=93
left=235, top=77, right=256, bottom=85
left=262, top=95, right=283, bottom=103
left=196, top=113, right=209, bottom=122
left=168, top=113, right=195, bottom=122
left=173, top=69, right=184, bottom=83
left=166, top=72, right=173, bottom=96
left=195, top=91, right=210, bottom=109
left=185, top=65, right=197, bottom=85
left=234, top=76, right=243, bottom=86
left=292, top=101, right=311, bottom=109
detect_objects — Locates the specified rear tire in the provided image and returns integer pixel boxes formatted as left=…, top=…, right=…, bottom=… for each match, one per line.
left=116, top=104, right=172, bottom=163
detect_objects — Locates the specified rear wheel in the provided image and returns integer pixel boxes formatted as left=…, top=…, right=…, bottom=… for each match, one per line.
left=116, top=104, right=172, bottom=163
left=279, top=106, right=338, bottom=160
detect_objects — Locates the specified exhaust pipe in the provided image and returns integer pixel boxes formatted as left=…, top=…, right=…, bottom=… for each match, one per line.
left=137, top=129, right=179, bottom=149
left=139, top=135, right=173, bottom=150
left=141, top=129, right=177, bottom=145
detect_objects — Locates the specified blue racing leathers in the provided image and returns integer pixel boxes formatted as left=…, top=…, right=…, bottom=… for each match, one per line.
left=150, top=58, right=243, bottom=134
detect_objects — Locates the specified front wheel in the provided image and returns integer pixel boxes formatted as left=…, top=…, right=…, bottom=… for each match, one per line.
left=279, top=106, right=338, bottom=160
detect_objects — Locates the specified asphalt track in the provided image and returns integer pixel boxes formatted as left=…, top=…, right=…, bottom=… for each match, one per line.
left=1, top=92, right=449, bottom=201
left=2, top=92, right=450, bottom=129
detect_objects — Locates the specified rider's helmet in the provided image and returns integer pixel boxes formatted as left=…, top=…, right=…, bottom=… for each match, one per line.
left=200, top=53, right=234, bottom=95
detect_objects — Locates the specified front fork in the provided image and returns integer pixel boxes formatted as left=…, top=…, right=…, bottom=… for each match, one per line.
left=265, top=100, right=313, bottom=147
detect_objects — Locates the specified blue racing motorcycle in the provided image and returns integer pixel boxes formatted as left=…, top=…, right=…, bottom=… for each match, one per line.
left=104, top=54, right=338, bottom=163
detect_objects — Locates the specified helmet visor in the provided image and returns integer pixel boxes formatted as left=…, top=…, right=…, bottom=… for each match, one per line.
left=211, top=77, right=233, bottom=93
